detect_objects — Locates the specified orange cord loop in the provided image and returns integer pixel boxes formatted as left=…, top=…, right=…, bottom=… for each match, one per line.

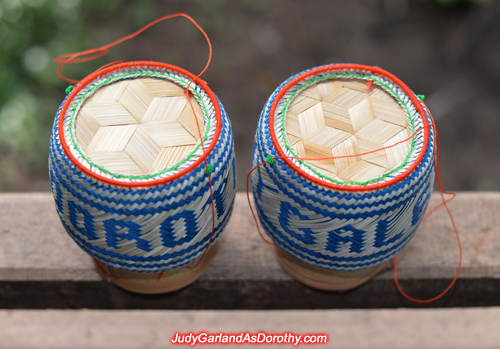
left=393, top=104, right=461, bottom=303
left=54, top=13, right=212, bottom=85
left=246, top=102, right=461, bottom=303
left=59, top=13, right=216, bottom=273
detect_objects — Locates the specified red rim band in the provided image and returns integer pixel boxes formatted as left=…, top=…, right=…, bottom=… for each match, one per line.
left=268, top=64, right=430, bottom=192
left=57, top=61, right=222, bottom=188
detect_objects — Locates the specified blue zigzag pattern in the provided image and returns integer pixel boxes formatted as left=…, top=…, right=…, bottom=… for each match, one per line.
left=49, top=69, right=236, bottom=272
left=251, top=65, right=435, bottom=271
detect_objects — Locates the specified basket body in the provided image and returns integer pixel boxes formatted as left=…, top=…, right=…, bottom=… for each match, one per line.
left=252, top=64, right=435, bottom=272
left=49, top=62, right=236, bottom=273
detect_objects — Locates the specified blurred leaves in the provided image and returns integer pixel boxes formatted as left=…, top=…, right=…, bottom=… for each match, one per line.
left=0, top=0, right=498, bottom=192
left=0, top=0, right=156, bottom=191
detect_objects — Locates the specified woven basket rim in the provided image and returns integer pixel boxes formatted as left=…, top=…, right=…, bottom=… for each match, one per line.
left=268, top=64, right=430, bottom=192
left=57, top=61, right=222, bottom=188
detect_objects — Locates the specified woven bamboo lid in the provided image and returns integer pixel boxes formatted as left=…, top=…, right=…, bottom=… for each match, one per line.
left=285, top=79, right=411, bottom=183
left=74, top=78, right=204, bottom=176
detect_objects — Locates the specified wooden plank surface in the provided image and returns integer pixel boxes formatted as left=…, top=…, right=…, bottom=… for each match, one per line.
left=1, top=308, right=500, bottom=349
left=0, top=192, right=499, bottom=308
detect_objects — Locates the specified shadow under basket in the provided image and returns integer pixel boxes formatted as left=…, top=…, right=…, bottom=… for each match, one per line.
left=252, top=64, right=435, bottom=291
left=95, top=244, right=218, bottom=294
left=273, top=247, right=389, bottom=291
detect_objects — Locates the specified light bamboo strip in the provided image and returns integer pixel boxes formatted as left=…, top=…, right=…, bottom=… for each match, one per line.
left=123, top=126, right=161, bottom=173
left=369, top=96, right=408, bottom=127
left=324, top=88, right=367, bottom=109
left=75, top=78, right=205, bottom=176
left=75, top=109, right=100, bottom=150
left=84, top=102, right=138, bottom=127
left=86, top=125, right=138, bottom=153
left=141, top=97, right=187, bottom=123
left=348, top=98, right=375, bottom=132
left=141, top=123, right=197, bottom=148
left=384, top=129, right=411, bottom=169
left=285, top=79, right=410, bottom=182
left=297, top=103, right=325, bottom=137
left=288, top=95, right=318, bottom=115
left=317, top=80, right=343, bottom=101
left=150, top=146, right=194, bottom=173
left=322, top=103, right=354, bottom=134
left=85, top=152, right=143, bottom=175
left=338, top=160, right=387, bottom=182
left=118, top=80, right=155, bottom=122
left=85, top=81, right=129, bottom=104
left=331, top=135, right=361, bottom=174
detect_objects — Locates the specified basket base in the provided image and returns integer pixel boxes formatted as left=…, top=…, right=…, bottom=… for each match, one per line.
left=94, top=243, right=218, bottom=294
left=273, top=246, right=389, bottom=291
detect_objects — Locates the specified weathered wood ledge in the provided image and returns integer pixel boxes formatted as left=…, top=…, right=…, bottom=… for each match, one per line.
left=0, top=192, right=499, bottom=309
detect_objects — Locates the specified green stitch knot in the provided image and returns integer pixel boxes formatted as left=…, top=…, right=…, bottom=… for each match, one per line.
left=266, top=155, right=276, bottom=165
left=65, top=85, right=74, bottom=94
left=417, top=94, right=426, bottom=100
left=204, top=164, right=213, bottom=175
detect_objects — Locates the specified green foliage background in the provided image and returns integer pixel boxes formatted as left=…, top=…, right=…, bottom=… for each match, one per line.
left=0, top=0, right=159, bottom=191
left=0, top=0, right=498, bottom=192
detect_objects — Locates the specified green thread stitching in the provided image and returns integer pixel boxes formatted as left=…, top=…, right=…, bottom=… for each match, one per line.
left=204, top=164, right=213, bottom=174
left=67, top=72, right=212, bottom=180
left=266, top=154, right=277, bottom=165
left=279, top=73, right=417, bottom=185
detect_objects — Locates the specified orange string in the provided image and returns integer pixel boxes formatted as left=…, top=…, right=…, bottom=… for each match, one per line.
left=180, top=18, right=214, bottom=270
left=92, top=258, right=112, bottom=281
left=157, top=271, right=164, bottom=281
left=53, top=13, right=212, bottom=85
left=246, top=125, right=431, bottom=247
left=394, top=106, right=461, bottom=303
left=246, top=106, right=462, bottom=303
left=57, top=14, right=216, bottom=277
left=287, top=126, right=427, bottom=162
left=94, top=60, right=125, bottom=74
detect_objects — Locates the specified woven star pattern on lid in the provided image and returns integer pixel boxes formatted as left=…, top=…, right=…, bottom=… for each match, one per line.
left=75, top=78, right=205, bottom=175
left=286, top=79, right=411, bottom=182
